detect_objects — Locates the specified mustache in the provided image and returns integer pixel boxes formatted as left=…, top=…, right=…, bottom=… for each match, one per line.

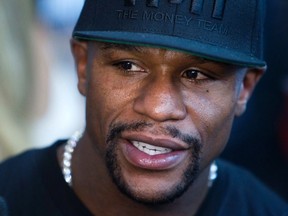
left=106, top=121, right=202, bottom=150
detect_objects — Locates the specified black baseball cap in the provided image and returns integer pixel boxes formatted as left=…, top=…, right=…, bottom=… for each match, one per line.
left=73, top=0, right=266, bottom=67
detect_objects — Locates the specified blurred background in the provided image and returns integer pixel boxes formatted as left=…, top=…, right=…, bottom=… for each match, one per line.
left=0, top=0, right=287, bottom=202
left=0, top=0, right=85, bottom=159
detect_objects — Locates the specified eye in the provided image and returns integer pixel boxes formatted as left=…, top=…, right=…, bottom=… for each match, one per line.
left=113, top=61, right=145, bottom=73
left=182, top=69, right=210, bottom=82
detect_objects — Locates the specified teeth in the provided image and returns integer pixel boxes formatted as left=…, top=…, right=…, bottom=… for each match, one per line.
left=132, top=141, right=172, bottom=156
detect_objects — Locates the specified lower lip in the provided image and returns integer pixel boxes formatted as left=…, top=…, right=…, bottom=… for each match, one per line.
left=120, top=141, right=188, bottom=170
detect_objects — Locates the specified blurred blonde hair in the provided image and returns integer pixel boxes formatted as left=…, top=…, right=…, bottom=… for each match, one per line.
left=0, top=0, right=37, bottom=160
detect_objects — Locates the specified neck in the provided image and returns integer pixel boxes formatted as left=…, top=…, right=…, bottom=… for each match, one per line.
left=64, top=132, right=211, bottom=216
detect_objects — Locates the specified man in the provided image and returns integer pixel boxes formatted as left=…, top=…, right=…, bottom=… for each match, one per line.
left=0, top=0, right=287, bottom=215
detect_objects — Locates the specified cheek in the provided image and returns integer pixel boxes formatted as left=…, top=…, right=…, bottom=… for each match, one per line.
left=184, top=85, right=238, bottom=162
left=86, top=70, right=136, bottom=136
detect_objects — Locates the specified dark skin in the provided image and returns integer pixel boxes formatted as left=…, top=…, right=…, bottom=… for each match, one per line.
left=58, top=40, right=264, bottom=216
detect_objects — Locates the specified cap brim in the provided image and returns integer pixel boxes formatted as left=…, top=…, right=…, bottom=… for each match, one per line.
left=73, top=31, right=266, bottom=68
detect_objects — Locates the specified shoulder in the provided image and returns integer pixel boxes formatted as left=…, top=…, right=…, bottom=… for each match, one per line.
left=0, top=140, right=65, bottom=188
left=0, top=141, right=59, bottom=180
left=0, top=140, right=66, bottom=215
left=217, top=160, right=282, bottom=198
left=199, top=160, right=288, bottom=216
left=0, top=196, right=8, bottom=216
left=0, top=148, right=42, bottom=186
left=219, top=160, right=287, bottom=202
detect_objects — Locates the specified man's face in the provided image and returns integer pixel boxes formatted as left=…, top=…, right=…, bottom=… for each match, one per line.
left=72, top=41, right=261, bottom=204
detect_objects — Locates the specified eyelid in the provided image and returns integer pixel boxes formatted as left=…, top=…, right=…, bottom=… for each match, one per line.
left=182, top=68, right=210, bottom=79
left=180, top=68, right=219, bottom=86
left=113, top=60, right=146, bottom=72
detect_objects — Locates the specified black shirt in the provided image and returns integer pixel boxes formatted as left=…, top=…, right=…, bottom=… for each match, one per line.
left=0, top=140, right=287, bottom=216
left=0, top=196, right=8, bottom=216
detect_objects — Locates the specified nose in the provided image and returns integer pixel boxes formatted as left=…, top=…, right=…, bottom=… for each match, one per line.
left=133, top=77, right=187, bottom=122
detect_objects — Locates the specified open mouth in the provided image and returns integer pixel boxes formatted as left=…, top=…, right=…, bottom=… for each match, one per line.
left=119, top=137, right=189, bottom=170
left=131, top=141, right=172, bottom=156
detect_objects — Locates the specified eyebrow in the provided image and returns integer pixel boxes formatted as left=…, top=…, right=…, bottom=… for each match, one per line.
left=99, top=42, right=144, bottom=53
left=97, top=42, right=233, bottom=67
left=98, top=42, right=201, bottom=59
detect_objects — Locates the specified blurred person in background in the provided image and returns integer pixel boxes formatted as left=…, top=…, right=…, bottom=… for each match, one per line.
left=0, top=0, right=40, bottom=160
left=0, top=0, right=85, bottom=160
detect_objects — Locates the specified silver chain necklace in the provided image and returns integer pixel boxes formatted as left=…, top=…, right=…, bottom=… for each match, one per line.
left=62, top=132, right=218, bottom=187
left=62, top=131, right=82, bottom=186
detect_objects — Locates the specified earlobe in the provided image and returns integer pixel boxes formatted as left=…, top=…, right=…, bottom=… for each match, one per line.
left=235, top=82, right=247, bottom=116
left=235, top=67, right=265, bottom=116
left=70, top=39, right=88, bottom=96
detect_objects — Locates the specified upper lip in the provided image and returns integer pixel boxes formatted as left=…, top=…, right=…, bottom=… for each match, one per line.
left=121, top=132, right=190, bottom=151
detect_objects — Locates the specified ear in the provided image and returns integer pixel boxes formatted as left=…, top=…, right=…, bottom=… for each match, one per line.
left=70, top=39, right=88, bottom=96
left=235, top=67, right=266, bottom=116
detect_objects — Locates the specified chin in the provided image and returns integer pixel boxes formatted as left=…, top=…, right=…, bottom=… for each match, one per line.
left=106, top=145, right=200, bottom=205
left=104, top=121, right=202, bottom=205
left=118, top=181, right=194, bottom=205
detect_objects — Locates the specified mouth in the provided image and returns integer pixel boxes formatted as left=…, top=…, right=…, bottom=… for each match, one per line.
left=119, top=136, right=189, bottom=170
left=131, top=141, right=172, bottom=156
left=107, top=122, right=198, bottom=172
